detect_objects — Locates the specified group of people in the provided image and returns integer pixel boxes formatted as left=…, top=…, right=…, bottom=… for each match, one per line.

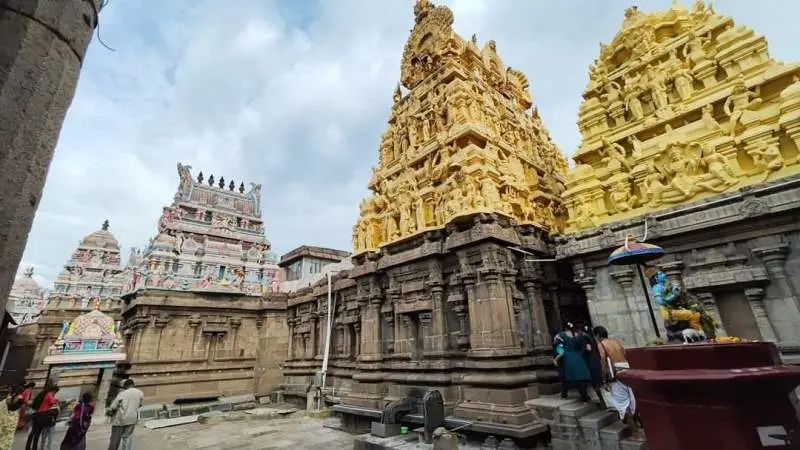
left=553, top=322, right=642, bottom=435
left=7, top=378, right=144, bottom=450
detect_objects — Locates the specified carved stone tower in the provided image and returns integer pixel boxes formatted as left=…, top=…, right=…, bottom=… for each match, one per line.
left=284, top=1, right=581, bottom=442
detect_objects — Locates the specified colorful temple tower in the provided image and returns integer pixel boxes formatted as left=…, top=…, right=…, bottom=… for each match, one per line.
left=283, top=0, right=580, bottom=441
left=7, top=267, right=46, bottom=326
left=124, top=163, right=279, bottom=295
left=24, top=221, right=127, bottom=396
left=118, top=164, right=285, bottom=404
left=557, top=1, right=800, bottom=349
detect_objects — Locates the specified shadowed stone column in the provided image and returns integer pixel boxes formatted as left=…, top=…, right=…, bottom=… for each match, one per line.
left=696, top=292, right=727, bottom=337
left=753, top=242, right=800, bottom=344
left=0, top=0, right=102, bottom=314
left=745, top=287, right=778, bottom=342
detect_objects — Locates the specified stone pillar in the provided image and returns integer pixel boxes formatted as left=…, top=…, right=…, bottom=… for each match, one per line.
left=419, top=311, right=433, bottom=354
left=744, top=287, right=778, bottom=342
left=753, top=243, right=800, bottom=344
left=574, top=273, right=598, bottom=325
left=426, top=264, right=449, bottom=353
left=610, top=269, right=648, bottom=345
left=287, top=318, right=296, bottom=360
left=359, top=295, right=382, bottom=361
left=95, top=368, right=113, bottom=410
left=696, top=292, right=727, bottom=337
left=0, top=0, right=102, bottom=314
left=309, top=316, right=318, bottom=359
left=522, top=279, right=551, bottom=349
left=467, top=267, right=518, bottom=355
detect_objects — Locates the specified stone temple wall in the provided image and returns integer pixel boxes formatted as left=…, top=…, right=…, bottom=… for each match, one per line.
left=558, top=174, right=800, bottom=353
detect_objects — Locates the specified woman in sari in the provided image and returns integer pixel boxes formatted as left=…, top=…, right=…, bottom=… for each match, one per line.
left=60, top=392, right=94, bottom=450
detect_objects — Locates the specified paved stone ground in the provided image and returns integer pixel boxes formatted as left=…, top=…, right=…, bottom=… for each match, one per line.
left=12, top=415, right=354, bottom=450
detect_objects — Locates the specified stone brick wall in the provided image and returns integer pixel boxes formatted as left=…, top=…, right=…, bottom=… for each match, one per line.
left=254, top=310, right=288, bottom=396
left=557, top=175, right=800, bottom=351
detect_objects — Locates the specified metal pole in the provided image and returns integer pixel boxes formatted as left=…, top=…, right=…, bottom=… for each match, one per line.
left=635, top=263, right=661, bottom=339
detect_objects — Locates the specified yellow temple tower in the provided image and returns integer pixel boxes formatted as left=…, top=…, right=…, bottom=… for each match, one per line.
left=352, top=0, right=568, bottom=253
left=563, top=0, right=800, bottom=232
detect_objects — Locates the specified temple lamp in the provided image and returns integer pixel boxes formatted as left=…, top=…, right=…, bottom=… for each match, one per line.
left=607, top=232, right=664, bottom=339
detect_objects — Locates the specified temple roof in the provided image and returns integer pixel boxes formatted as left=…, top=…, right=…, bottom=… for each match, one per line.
left=63, top=309, right=117, bottom=340
left=11, top=267, right=41, bottom=297
left=78, top=220, right=120, bottom=251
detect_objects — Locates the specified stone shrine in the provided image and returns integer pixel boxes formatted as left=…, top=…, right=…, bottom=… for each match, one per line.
left=24, top=221, right=127, bottom=395
left=283, top=0, right=583, bottom=442
left=556, top=0, right=800, bottom=352
left=117, top=164, right=287, bottom=404
left=7, top=267, right=46, bottom=326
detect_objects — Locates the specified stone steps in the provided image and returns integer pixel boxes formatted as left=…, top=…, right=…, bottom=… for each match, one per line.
left=526, top=395, right=648, bottom=450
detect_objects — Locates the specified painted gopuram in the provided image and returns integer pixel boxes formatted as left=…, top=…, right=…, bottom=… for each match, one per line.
left=557, top=0, right=800, bottom=355
left=7, top=267, right=46, bottom=326
left=25, top=221, right=127, bottom=397
left=117, top=164, right=286, bottom=404
left=282, top=0, right=582, bottom=440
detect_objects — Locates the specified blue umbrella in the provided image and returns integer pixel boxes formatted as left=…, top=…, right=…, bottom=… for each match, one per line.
left=608, top=237, right=665, bottom=338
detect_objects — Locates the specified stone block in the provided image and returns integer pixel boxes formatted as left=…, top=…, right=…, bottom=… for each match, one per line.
left=370, top=422, right=402, bottom=438
left=600, top=421, right=632, bottom=450
left=307, top=408, right=331, bottom=419
left=197, top=411, right=225, bottom=425
left=137, top=405, right=160, bottom=421
left=578, top=410, right=618, bottom=430
left=551, top=437, right=576, bottom=450
left=620, top=438, right=649, bottom=450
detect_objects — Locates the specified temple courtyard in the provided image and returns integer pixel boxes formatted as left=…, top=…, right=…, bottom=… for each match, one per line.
left=12, top=414, right=354, bottom=450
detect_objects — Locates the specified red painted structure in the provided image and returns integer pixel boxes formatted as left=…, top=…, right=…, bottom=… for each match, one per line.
left=618, top=342, right=800, bottom=449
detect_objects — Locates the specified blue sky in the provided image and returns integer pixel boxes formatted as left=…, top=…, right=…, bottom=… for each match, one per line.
left=17, top=0, right=800, bottom=288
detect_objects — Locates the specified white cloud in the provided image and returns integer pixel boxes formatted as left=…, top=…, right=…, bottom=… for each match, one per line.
left=17, top=0, right=800, bottom=288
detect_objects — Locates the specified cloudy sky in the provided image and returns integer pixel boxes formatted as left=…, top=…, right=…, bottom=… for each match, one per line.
left=17, top=0, right=800, bottom=288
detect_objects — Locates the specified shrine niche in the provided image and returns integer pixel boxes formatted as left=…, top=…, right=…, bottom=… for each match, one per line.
left=353, top=0, right=567, bottom=254
left=563, top=0, right=800, bottom=233
left=42, top=309, right=126, bottom=410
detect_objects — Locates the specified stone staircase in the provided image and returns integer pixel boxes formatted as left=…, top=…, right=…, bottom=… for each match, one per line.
left=526, top=394, right=648, bottom=450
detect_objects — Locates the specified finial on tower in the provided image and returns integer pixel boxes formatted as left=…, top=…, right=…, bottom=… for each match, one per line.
left=197, top=171, right=204, bottom=183
left=102, top=219, right=109, bottom=231
left=414, top=0, right=432, bottom=22
left=23, top=266, right=34, bottom=278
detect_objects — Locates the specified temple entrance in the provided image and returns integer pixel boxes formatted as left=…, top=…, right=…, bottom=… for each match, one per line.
left=42, top=308, right=127, bottom=411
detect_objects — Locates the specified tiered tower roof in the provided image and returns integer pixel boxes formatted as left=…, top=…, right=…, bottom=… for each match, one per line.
left=49, top=221, right=126, bottom=310
left=562, top=0, right=800, bottom=232
left=8, top=267, right=45, bottom=326
left=125, top=163, right=279, bottom=296
left=353, top=0, right=567, bottom=253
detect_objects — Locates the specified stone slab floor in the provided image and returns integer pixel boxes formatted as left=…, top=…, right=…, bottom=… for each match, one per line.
left=11, top=416, right=354, bottom=450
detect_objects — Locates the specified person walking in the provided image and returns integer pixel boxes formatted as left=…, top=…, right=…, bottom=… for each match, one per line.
left=107, top=379, right=143, bottom=450
left=593, top=325, right=644, bottom=439
left=17, top=382, right=35, bottom=431
left=60, top=392, right=95, bottom=450
left=552, top=322, right=592, bottom=402
left=25, top=384, right=59, bottom=450
left=580, top=324, right=607, bottom=408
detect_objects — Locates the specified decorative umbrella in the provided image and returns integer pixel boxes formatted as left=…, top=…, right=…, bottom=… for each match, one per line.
left=608, top=235, right=665, bottom=338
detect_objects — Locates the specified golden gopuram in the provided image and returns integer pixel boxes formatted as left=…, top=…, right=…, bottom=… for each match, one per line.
left=563, top=1, right=800, bottom=232
left=352, top=0, right=568, bottom=253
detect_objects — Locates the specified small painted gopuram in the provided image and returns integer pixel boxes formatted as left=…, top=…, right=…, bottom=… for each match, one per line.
left=557, top=0, right=800, bottom=353
left=117, top=164, right=286, bottom=404
left=283, top=0, right=582, bottom=440
left=25, top=221, right=127, bottom=396
left=7, top=267, right=46, bottom=326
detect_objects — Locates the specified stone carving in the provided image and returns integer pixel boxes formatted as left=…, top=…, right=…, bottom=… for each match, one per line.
left=125, top=164, right=280, bottom=296
left=563, top=2, right=800, bottom=232
left=353, top=1, right=567, bottom=253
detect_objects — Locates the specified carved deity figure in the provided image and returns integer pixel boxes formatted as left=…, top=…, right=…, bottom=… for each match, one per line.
left=666, top=142, right=699, bottom=199
left=682, top=31, right=711, bottom=66
left=748, top=142, right=785, bottom=175
left=609, top=180, right=638, bottom=213
left=643, top=162, right=668, bottom=207
left=701, top=104, right=722, bottom=132
left=628, top=135, right=644, bottom=159
left=672, top=62, right=695, bottom=101
left=599, top=79, right=623, bottom=107
left=699, top=144, right=739, bottom=188
left=645, top=65, right=670, bottom=112
left=570, top=197, right=597, bottom=229
left=723, top=79, right=762, bottom=136
left=624, top=84, right=645, bottom=120
left=651, top=271, right=680, bottom=307
left=599, top=137, right=631, bottom=172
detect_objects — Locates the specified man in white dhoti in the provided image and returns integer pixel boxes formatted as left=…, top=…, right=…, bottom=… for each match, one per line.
left=593, top=326, right=644, bottom=439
